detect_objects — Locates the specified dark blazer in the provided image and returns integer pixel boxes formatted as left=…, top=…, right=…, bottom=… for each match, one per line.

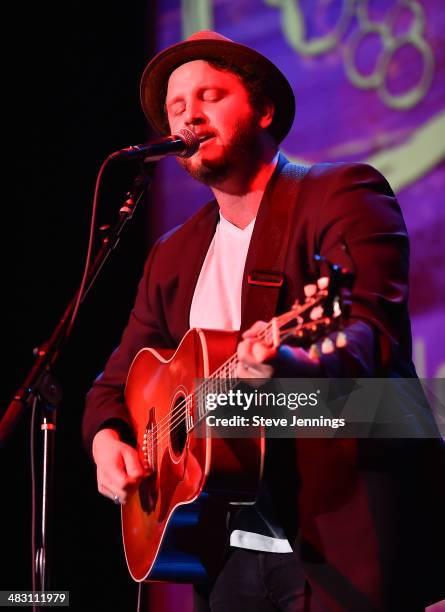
left=83, top=154, right=444, bottom=610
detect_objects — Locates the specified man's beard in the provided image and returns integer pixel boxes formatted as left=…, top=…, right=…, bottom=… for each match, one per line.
left=178, top=113, right=264, bottom=188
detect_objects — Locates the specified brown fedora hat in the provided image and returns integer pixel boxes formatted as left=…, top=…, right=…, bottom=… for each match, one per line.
left=140, top=30, right=295, bottom=144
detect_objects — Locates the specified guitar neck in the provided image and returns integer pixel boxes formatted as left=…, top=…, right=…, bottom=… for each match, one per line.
left=189, top=290, right=332, bottom=432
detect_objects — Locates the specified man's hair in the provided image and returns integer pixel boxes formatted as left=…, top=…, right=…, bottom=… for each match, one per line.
left=160, top=57, right=275, bottom=141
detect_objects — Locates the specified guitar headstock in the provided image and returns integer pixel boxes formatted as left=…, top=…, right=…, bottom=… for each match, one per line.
left=268, top=259, right=354, bottom=354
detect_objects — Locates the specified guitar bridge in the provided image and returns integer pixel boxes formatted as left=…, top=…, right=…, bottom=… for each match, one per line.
left=142, top=407, right=158, bottom=473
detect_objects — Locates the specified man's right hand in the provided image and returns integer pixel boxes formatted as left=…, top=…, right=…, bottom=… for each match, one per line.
left=92, top=428, right=147, bottom=504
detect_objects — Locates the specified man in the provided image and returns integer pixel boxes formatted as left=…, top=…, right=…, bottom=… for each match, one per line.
left=83, top=31, right=443, bottom=611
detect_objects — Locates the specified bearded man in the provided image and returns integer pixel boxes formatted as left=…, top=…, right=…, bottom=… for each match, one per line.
left=83, top=31, right=443, bottom=612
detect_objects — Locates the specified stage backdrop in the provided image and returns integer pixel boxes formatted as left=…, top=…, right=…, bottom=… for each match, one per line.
left=147, top=1, right=444, bottom=609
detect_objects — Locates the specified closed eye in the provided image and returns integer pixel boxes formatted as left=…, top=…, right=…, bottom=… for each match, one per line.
left=169, top=102, right=185, bottom=116
left=201, top=88, right=225, bottom=102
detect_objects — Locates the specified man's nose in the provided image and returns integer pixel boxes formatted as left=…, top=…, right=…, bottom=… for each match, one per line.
left=183, top=100, right=206, bottom=127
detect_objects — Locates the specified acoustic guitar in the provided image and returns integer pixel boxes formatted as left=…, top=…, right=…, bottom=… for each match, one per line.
left=122, top=262, right=353, bottom=582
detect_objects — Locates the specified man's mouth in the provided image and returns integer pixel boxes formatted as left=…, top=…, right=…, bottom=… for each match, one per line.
left=198, top=134, right=215, bottom=144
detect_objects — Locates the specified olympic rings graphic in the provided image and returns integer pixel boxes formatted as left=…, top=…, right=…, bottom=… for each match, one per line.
left=378, top=34, right=434, bottom=110
left=265, top=0, right=355, bottom=55
left=267, top=0, right=435, bottom=110
left=343, top=19, right=389, bottom=90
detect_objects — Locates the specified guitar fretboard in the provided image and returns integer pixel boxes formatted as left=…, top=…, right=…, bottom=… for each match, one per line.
left=185, top=293, right=328, bottom=432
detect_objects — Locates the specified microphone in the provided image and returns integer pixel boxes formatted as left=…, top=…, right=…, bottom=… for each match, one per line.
left=110, top=128, right=199, bottom=162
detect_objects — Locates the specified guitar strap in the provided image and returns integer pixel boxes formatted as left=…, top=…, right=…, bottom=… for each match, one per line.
left=232, top=160, right=311, bottom=546
left=240, top=159, right=310, bottom=333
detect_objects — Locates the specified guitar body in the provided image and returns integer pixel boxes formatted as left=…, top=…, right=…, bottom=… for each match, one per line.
left=122, top=328, right=265, bottom=582
left=120, top=269, right=352, bottom=583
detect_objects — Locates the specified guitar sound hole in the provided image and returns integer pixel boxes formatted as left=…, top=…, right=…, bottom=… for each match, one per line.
left=170, top=395, right=187, bottom=457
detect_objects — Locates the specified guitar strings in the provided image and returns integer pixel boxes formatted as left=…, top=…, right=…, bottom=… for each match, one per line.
left=148, top=314, right=332, bottom=452
left=152, top=315, right=333, bottom=450
left=143, top=293, right=328, bottom=453
left=143, top=295, right=329, bottom=453
left=147, top=305, right=299, bottom=443
left=155, top=292, right=329, bottom=441
left=143, top=315, right=283, bottom=452
left=143, top=330, right=266, bottom=453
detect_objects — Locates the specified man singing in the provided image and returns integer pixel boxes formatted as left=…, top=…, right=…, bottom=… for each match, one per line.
left=83, top=31, right=441, bottom=611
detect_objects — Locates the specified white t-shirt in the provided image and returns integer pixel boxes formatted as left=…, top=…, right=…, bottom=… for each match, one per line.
left=189, top=213, right=255, bottom=331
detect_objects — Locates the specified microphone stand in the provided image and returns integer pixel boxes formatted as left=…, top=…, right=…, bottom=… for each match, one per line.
left=0, top=163, right=154, bottom=598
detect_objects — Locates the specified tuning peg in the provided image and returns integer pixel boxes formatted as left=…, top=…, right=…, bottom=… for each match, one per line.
left=317, top=276, right=329, bottom=290
left=304, top=284, right=317, bottom=298
left=310, top=305, right=324, bottom=321
left=308, top=344, right=320, bottom=360
left=333, top=298, right=341, bottom=318
left=321, top=337, right=334, bottom=354
left=336, top=331, right=347, bottom=347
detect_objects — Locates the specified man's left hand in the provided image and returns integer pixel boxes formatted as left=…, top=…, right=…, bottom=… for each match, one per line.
left=236, top=321, right=276, bottom=379
left=236, top=320, right=322, bottom=379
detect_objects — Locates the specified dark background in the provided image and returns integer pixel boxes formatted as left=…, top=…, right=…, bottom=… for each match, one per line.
left=3, top=4, right=444, bottom=611
left=3, top=3, right=159, bottom=609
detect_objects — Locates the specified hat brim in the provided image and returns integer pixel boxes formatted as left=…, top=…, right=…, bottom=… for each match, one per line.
left=140, top=38, right=295, bottom=144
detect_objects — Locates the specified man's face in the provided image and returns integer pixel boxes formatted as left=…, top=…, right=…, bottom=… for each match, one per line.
left=165, top=60, right=268, bottom=186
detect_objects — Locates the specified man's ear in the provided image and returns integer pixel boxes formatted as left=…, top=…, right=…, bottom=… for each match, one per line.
left=258, top=100, right=275, bottom=129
